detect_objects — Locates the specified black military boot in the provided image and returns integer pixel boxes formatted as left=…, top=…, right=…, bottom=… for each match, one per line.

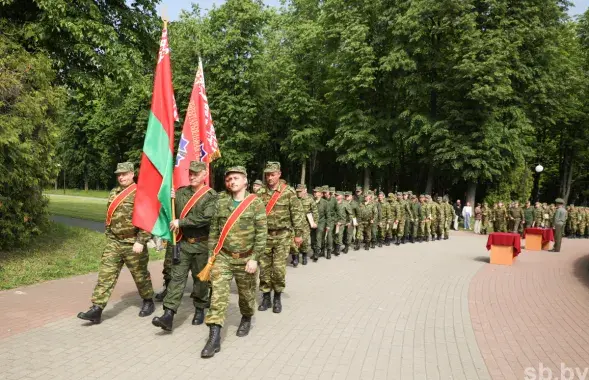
left=302, top=253, right=309, bottom=265
left=154, top=280, right=170, bottom=302
left=201, top=324, right=221, bottom=358
left=364, top=241, right=370, bottom=250
left=311, top=250, right=319, bottom=262
left=326, top=249, right=332, bottom=259
left=152, top=308, right=174, bottom=331
left=437, top=235, right=441, bottom=241
left=258, top=292, right=271, bottom=311
left=342, top=245, right=349, bottom=254
left=334, top=245, right=341, bottom=256
left=426, top=236, right=430, bottom=242
left=139, top=299, right=155, bottom=317
left=292, top=253, right=299, bottom=267
left=77, top=305, right=102, bottom=324
left=395, top=236, right=400, bottom=246
left=410, top=235, right=415, bottom=243
left=377, top=239, right=382, bottom=247
left=370, top=240, right=376, bottom=249
left=192, top=307, right=205, bottom=325
left=354, top=242, right=360, bottom=251
left=236, top=316, right=252, bottom=337
left=401, top=236, right=406, bottom=244
left=273, top=292, right=282, bottom=313
left=385, top=237, right=390, bottom=246
left=320, top=248, right=326, bottom=257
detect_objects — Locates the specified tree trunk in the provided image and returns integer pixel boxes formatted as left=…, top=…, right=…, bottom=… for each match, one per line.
left=300, top=160, right=306, bottom=186
left=84, top=177, right=89, bottom=192
left=466, top=182, right=476, bottom=207
left=425, top=165, right=434, bottom=195
left=363, top=167, right=370, bottom=191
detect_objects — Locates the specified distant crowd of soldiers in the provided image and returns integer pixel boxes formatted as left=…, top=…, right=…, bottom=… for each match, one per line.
left=267, top=186, right=457, bottom=267
left=471, top=200, right=589, bottom=238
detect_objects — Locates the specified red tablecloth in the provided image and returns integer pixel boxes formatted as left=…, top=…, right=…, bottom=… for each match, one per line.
left=523, top=228, right=554, bottom=245
left=486, top=232, right=521, bottom=257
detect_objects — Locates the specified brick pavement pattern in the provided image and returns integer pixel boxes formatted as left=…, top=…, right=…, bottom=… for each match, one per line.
left=6, top=231, right=587, bottom=380
left=470, top=237, right=589, bottom=380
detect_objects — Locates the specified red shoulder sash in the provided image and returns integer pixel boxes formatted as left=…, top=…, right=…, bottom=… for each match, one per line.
left=106, top=184, right=137, bottom=226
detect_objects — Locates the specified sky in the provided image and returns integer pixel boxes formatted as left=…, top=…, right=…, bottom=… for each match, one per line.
left=160, top=0, right=589, bottom=20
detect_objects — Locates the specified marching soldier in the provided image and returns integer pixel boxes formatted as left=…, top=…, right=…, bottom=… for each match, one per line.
left=495, top=202, right=508, bottom=232
left=257, top=162, right=304, bottom=314
left=523, top=200, right=534, bottom=231
left=395, top=192, right=406, bottom=245
left=78, top=162, right=154, bottom=324
left=443, top=196, right=453, bottom=239
left=152, top=161, right=217, bottom=331
left=343, top=192, right=355, bottom=252
left=294, top=184, right=318, bottom=266
left=376, top=192, right=390, bottom=247
left=411, top=195, right=420, bottom=242
left=356, top=191, right=375, bottom=250
left=386, top=193, right=398, bottom=245
left=435, top=196, right=445, bottom=240
left=322, top=186, right=336, bottom=257
left=311, top=187, right=329, bottom=261
left=201, top=166, right=267, bottom=358
left=334, top=192, right=346, bottom=255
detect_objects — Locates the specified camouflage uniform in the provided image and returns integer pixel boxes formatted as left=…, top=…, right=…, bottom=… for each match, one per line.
left=435, top=197, right=446, bottom=240
left=323, top=186, right=337, bottom=254
left=258, top=164, right=304, bottom=294
left=386, top=194, right=398, bottom=242
left=533, top=204, right=544, bottom=227
left=293, top=186, right=318, bottom=261
left=481, top=204, right=490, bottom=234
left=403, top=193, right=414, bottom=240
left=443, top=197, right=453, bottom=239
left=205, top=186, right=267, bottom=327
left=508, top=204, right=524, bottom=234
left=395, top=193, right=406, bottom=241
left=91, top=164, right=153, bottom=309
left=411, top=196, right=420, bottom=241
left=334, top=193, right=347, bottom=252
left=376, top=194, right=390, bottom=246
left=356, top=194, right=375, bottom=249
left=311, top=189, right=329, bottom=257
left=494, top=205, right=508, bottom=232
left=163, top=179, right=217, bottom=314
left=343, top=192, right=355, bottom=249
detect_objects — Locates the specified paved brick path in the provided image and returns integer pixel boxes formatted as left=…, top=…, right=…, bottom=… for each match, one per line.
left=1, top=232, right=587, bottom=380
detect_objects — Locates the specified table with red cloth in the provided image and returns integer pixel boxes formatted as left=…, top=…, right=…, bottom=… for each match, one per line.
left=486, top=232, right=521, bottom=257
left=523, top=227, right=554, bottom=246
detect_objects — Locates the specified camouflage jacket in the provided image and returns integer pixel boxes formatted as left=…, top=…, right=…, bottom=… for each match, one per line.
left=388, top=200, right=399, bottom=221
left=403, top=200, right=414, bottom=220
left=533, top=208, right=543, bottom=226
left=444, top=202, right=454, bottom=221
left=343, top=200, right=354, bottom=224
left=176, top=186, right=218, bottom=239
left=357, top=201, right=375, bottom=223
left=495, top=207, right=508, bottom=223
left=106, top=184, right=150, bottom=245
left=411, top=202, right=421, bottom=222
left=299, top=195, right=318, bottom=229
left=377, top=200, right=390, bottom=223
left=336, top=201, right=347, bottom=224
left=436, top=202, right=446, bottom=221
left=508, top=206, right=524, bottom=221
left=327, top=197, right=338, bottom=225
left=314, top=197, right=329, bottom=226
left=208, top=191, right=267, bottom=261
left=523, top=206, right=534, bottom=225
left=258, top=180, right=304, bottom=237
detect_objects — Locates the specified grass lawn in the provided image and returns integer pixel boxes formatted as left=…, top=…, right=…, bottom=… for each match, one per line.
left=46, top=194, right=106, bottom=222
left=0, top=223, right=164, bottom=290
left=44, top=188, right=110, bottom=198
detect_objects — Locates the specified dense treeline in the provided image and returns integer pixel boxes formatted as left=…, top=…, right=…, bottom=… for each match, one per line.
left=1, top=0, right=589, bottom=248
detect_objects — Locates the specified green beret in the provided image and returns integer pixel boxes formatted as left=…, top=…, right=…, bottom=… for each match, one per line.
left=114, top=162, right=134, bottom=174
left=189, top=161, right=206, bottom=173
left=264, top=161, right=281, bottom=173
left=225, top=166, right=247, bottom=176
left=253, top=179, right=263, bottom=186
left=295, top=184, right=306, bottom=191
left=555, top=198, right=565, bottom=204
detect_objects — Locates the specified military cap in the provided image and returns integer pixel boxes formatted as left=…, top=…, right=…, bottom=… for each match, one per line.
left=443, top=195, right=449, bottom=201
left=408, top=191, right=413, bottom=195
left=225, top=166, right=247, bottom=176
left=295, top=184, right=306, bottom=191
left=355, top=186, right=363, bottom=192
left=366, top=190, right=374, bottom=196
left=396, top=192, right=402, bottom=196
left=313, top=187, right=323, bottom=192
left=378, top=191, right=385, bottom=196
left=263, top=161, right=281, bottom=173
left=387, top=193, right=395, bottom=198
left=344, top=191, right=352, bottom=196
left=253, top=179, right=263, bottom=186
left=329, top=187, right=336, bottom=192
left=322, top=186, right=330, bottom=192
left=189, top=161, right=206, bottom=173
left=402, top=191, right=408, bottom=196
left=114, top=162, right=134, bottom=174
left=436, top=196, right=442, bottom=201
left=411, top=194, right=417, bottom=199
left=335, top=191, right=344, bottom=196
left=555, top=198, right=565, bottom=204
left=420, top=194, right=425, bottom=198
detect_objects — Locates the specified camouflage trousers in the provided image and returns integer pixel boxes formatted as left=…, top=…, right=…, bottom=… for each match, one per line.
left=260, top=230, right=290, bottom=293
left=481, top=220, right=489, bottom=233
left=511, top=219, right=521, bottom=234
left=291, top=228, right=311, bottom=255
left=404, top=219, right=412, bottom=237
left=163, top=240, right=209, bottom=312
left=91, top=237, right=153, bottom=308
left=396, top=219, right=406, bottom=238
left=423, top=220, right=431, bottom=239
left=412, top=219, right=419, bottom=238
left=444, top=218, right=452, bottom=238
left=344, top=224, right=353, bottom=246
left=311, top=222, right=326, bottom=253
left=377, top=222, right=388, bottom=241
left=580, top=222, right=587, bottom=235
left=205, top=253, right=257, bottom=327
left=495, top=221, right=507, bottom=233
left=356, top=222, right=372, bottom=242
left=325, top=222, right=335, bottom=251
left=435, top=219, right=444, bottom=238
left=371, top=223, right=378, bottom=243
left=334, top=223, right=344, bottom=246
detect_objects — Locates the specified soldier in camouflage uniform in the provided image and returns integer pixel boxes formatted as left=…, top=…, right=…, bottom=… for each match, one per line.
left=424, top=195, right=434, bottom=241
left=417, top=194, right=427, bottom=242
left=201, top=166, right=267, bottom=358
left=311, top=187, right=329, bottom=260
left=343, top=192, right=355, bottom=252
left=78, top=162, right=154, bottom=324
left=385, top=193, right=398, bottom=244
left=495, top=202, right=508, bottom=232
left=355, top=191, right=375, bottom=250
left=533, top=202, right=544, bottom=228
left=334, top=192, right=347, bottom=255
left=435, top=196, right=446, bottom=240
left=481, top=203, right=490, bottom=234
left=547, top=204, right=556, bottom=230
left=375, top=192, right=390, bottom=247
left=252, top=179, right=263, bottom=194
left=152, top=161, right=217, bottom=331
left=322, top=186, right=337, bottom=257
left=257, top=162, right=304, bottom=314
left=508, top=201, right=524, bottom=234
left=443, top=196, right=453, bottom=239
left=293, top=184, right=318, bottom=266
left=395, top=192, right=406, bottom=245
left=410, top=195, right=420, bottom=243
left=402, top=192, right=414, bottom=243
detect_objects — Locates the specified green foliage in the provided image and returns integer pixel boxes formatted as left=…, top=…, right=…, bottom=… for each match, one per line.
left=0, top=31, right=65, bottom=249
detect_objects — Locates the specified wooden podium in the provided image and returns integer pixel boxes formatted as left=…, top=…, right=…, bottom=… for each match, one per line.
left=525, top=234, right=549, bottom=251
left=490, top=245, right=515, bottom=266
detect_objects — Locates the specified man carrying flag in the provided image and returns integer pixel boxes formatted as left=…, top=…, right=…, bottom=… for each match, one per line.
left=77, top=162, right=155, bottom=324
left=152, top=161, right=217, bottom=331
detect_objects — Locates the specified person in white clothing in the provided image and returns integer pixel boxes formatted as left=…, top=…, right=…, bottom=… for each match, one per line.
left=462, top=202, right=473, bottom=230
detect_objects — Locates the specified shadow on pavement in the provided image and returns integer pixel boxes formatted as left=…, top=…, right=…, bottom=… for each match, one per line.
left=473, top=256, right=490, bottom=263
left=573, top=253, right=589, bottom=289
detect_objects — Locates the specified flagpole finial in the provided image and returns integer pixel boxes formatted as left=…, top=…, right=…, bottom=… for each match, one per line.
left=161, top=6, right=169, bottom=27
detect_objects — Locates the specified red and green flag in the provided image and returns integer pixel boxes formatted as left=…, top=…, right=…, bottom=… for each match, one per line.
left=133, top=23, right=178, bottom=240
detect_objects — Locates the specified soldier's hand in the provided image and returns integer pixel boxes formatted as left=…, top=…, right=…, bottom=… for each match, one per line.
left=169, top=219, right=180, bottom=231
left=245, top=260, right=258, bottom=274
left=294, top=236, right=303, bottom=247
left=132, top=242, right=144, bottom=254
left=311, top=223, right=318, bottom=229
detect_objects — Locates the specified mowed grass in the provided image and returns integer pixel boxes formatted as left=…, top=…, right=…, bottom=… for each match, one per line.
left=44, top=188, right=110, bottom=198
left=47, top=194, right=106, bottom=222
left=0, top=223, right=165, bottom=290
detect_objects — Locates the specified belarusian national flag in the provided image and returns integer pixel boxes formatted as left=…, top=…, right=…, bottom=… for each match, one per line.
left=173, top=57, right=220, bottom=188
left=133, top=24, right=178, bottom=240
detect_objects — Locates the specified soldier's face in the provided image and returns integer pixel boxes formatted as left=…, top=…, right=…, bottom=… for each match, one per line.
left=189, top=170, right=207, bottom=187
left=252, top=184, right=261, bottom=192
left=265, top=171, right=281, bottom=187
left=336, top=195, right=343, bottom=202
left=225, top=173, right=247, bottom=193
left=117, top=171, right=134, bottom=187
left=296, top=190, right=306, bottom=198
left=378, top=194, right=384, bottom=201
left=345, top=195, right=352, bottom=201
left=314, top=191, right=322, bottom=198
left=323, top=192, right=330, bottom=198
